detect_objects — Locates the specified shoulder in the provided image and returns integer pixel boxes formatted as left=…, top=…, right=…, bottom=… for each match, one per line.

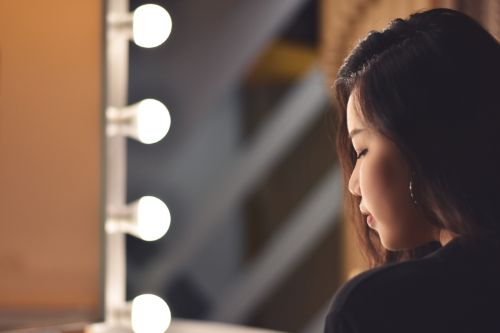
left=324, top=235, right=500, bottom=332
left=324, top=257, right=441, bottom=333
left=328, top=255, right=439, bottom=317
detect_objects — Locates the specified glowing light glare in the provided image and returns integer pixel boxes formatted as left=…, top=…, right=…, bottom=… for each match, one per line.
left=133, top=4, right=172, bottom=48
left=131, top=294, right=171, bottom=333
left=136, top=99, right=171, bottom=144
left=137, top=196, right=171, bottom=241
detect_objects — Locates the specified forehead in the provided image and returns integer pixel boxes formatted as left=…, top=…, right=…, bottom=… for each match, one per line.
left=346, top=91, right=367, bottom=131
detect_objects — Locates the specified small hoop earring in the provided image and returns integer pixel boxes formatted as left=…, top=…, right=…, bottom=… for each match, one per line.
left=409, top=173, right=418, bottom=205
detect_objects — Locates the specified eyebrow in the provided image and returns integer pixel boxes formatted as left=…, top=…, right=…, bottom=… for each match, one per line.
left=348, top=128, right=366, bottom=139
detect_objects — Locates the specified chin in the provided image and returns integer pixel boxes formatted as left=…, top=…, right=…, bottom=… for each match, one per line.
left=379, top=236, right=404, bottom=252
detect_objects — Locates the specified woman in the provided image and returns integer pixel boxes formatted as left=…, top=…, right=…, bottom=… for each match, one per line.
left=324, top=8, right=500, bottom=333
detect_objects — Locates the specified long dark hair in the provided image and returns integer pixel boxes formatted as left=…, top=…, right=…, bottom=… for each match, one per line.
left=333, top=8, right=500, bottom=268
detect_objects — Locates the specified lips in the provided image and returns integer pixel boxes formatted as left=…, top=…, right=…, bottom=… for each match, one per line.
left=359, top=205, right=374, bottom=227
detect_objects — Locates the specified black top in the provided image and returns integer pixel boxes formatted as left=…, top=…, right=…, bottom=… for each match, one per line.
left=324, top=234, right=500, bottom=333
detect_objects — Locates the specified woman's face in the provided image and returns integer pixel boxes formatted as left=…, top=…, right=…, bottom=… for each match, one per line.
left=346, top=92, right=438, bottom=250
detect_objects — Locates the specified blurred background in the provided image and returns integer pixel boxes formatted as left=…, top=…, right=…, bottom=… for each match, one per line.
left=125, top=1, right=339, bottom=332
left=1, top=0, right=499, bottom=332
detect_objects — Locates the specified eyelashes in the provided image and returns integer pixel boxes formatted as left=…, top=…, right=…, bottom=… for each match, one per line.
left=356, top=149, right=368, bottom=159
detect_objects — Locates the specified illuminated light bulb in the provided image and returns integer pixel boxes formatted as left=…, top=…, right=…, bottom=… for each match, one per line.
left=107, top=99, right=171, bottom=144
left=136, top=99, right=171, bottom=144
left=131, top=294, right=171, bottom=333
left=133, top=4, right=172, bottom=48
left=106, top=196, right=171, bottom=241
left=136, top=196, right=170, bottom=241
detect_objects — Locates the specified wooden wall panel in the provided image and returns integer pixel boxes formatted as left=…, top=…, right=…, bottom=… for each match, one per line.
left=0, top=0, right=102, bottom=329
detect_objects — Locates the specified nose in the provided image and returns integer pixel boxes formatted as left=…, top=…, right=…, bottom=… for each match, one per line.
left=348, top=167, right=361, bottom=197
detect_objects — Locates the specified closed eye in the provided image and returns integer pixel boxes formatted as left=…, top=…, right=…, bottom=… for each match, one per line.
left=356, top=149, right=368, bottom=159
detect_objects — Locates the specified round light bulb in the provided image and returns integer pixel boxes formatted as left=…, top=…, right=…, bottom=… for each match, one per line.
left=136, top=99, right=171, bottom=144
left=137, top=196, right=171, bottom=241
left=131, top=294, right=171, bottom=333
left=133, top=4, right=172, bottom=48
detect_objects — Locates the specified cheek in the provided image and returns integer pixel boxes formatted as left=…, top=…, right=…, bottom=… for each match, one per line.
left=360, top=151, right=409, bottom=221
